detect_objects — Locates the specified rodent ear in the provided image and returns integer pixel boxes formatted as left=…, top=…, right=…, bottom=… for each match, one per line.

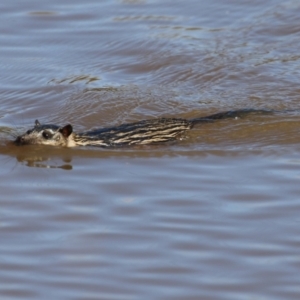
left=59, top=124, right=73, bottom=138
left=35, top=120, right=41, bottom=127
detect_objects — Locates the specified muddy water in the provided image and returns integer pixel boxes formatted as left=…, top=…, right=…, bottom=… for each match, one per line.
left=1, top=0, right=300, bottom=299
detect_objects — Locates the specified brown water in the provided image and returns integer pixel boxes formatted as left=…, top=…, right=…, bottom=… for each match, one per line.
left=1, top=0, right=300, bottom=299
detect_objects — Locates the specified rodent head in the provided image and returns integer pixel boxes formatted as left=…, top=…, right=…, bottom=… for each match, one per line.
left=15, top=120, right=73, bottom=147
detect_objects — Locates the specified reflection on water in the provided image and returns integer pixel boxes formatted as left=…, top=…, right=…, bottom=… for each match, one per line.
left=1, top=0, right=300, bottom=299
left=16, top=154, right=73, bottom=170
left=1, top=149, right=300, bottom=300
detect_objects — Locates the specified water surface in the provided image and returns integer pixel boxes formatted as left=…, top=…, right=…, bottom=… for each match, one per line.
left=1, top=0, right=300, bottom=299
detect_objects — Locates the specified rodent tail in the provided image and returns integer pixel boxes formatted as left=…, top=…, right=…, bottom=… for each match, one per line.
left=190, top=108, right=273, bottom=126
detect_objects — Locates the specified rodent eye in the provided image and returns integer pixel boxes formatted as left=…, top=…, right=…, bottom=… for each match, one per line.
left=26, top=130, right=31, bottom=134
left=42, top=131, right=50, bottom=139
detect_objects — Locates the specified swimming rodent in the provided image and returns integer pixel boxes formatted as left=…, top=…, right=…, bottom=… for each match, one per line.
left=14, top=109, right=270, bottom=148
